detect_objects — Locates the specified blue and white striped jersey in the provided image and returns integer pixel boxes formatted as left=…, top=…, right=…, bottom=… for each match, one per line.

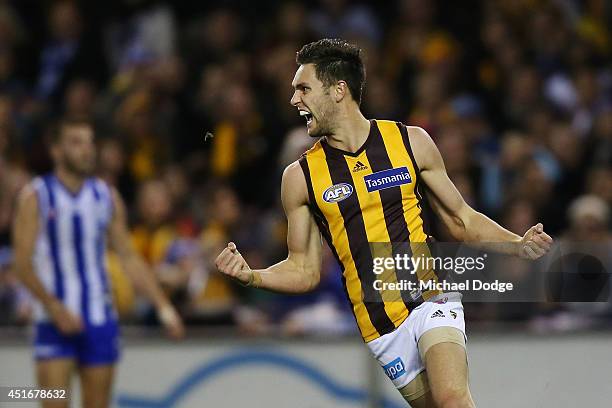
left=31, top=174, right=116, bottom=326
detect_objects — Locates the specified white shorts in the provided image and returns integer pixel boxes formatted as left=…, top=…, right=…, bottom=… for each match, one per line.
left=366, top=292, right=466, bottom=389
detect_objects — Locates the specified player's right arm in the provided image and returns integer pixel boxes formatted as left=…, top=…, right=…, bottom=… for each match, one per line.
left=216, top=161, right=322, bottom=293
left=12, top=185, right=83, bottom=334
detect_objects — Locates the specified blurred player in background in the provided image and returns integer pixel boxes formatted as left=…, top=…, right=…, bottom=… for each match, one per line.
left=12, top=118, right=184, bottom=408
left=217, top=39, right=552, bottom=407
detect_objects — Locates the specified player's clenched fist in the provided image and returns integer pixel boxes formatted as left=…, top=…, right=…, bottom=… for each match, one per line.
left=215, top=242, right=253, bottom=285
left=519, top=223, right=553, bottom=260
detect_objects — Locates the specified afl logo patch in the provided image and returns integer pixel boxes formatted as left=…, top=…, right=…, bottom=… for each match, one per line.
left=323, top=183, right=353, bottom=203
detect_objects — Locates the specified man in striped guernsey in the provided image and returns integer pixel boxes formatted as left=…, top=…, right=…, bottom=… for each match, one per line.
left=12, top=118, right=184, bottom=408
left=216, top=39, right=552, bottom=407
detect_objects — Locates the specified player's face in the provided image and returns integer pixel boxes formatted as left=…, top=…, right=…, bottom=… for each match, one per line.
left=290, top=64, right=337, bottom=137
left=53, top=125, right=96, bottom=176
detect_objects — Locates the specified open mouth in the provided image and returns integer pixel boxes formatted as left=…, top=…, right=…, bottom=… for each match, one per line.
left=299, top=110, right=313, bottom=126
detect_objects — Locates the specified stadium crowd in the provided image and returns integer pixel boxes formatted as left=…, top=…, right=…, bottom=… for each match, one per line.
left=0, top=0, right=610, bottom=334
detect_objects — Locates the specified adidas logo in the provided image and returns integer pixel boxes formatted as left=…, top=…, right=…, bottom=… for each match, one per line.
left=430, top=310, right=445, bottom=318
left=352, top=161, right=368, bottom=172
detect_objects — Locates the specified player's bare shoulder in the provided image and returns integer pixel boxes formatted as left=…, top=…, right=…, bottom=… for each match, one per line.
left=405, top=125, right=441, bottom=171
left=12, top=181, right=41, bottom=250
left=15, top=181, right=40, bottom=217
left=281, top=160, right=309, bottom=211
left=107, top=184, right=123, bottom=210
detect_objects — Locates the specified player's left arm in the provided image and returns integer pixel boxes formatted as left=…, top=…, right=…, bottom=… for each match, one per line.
left=408, top=126, right=553, bottom=259
left=107, top=187, right=185, bottom=338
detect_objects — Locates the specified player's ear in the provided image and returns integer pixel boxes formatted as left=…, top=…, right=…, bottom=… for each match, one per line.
left=334, top=80, right=348, bottom=103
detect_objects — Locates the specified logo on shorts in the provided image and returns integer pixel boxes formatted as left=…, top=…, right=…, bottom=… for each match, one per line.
left=450, top=310, right=457, bottom=319
left=383, top=357, right=406, bottom=381
left=322, top=183, right=353, bottom=203
left=363, top=166, right=412, bottom=192
left=430, top=309, right=445, bottom=318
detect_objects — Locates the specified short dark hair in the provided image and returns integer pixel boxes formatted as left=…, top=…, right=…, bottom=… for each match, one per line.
left=50, top=116, right=93, bottom=144
left=296, top=38, right=366, bottom=105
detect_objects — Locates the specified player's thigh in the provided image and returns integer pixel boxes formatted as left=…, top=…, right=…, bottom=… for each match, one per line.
left=423, top=336, right=474, bottom=407
left=76, top=319, right=120, bottom=407
left=398, top=370, right=434, bottom=408
left=405, top=391, right=434, bottom=408
left=36, top=358, right=75, bottom=408
left=79, top=364, right=116, bottom=408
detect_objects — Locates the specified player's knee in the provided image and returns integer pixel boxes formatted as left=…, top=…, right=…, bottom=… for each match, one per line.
left=432, top=387, right=474, bottom=408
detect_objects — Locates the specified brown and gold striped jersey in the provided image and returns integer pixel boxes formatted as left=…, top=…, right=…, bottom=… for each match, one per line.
left=298, top=119, right=442, bottom=342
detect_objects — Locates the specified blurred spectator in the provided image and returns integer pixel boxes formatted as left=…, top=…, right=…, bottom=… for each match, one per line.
left=132, top=178, right=177, bottom=265
left=199, top=183, right=242, bottom=252
left=114, top=88, right=171, bottom=181
left=161, top=165, right=198, bottom=237
left=309, top=0, right=381, bottom=44
left=160, top=238, right=236, bottom=325
left=97, top=137, right=131, bottom=192
left=274, top=2, right=312, bottom=44
left=278, top=126, right=312, bottom=170
left=35, top=1, right=107, bottom=103
left=585, top=165, right=612, bottom=205
left=362, top=76, right=401, bottom=120
left=0, top=47, right=27, bottom=99
left=105, top=2, right=177, bottom=72
left=279, top=247, right=356, bottom=337
left=535, top=195, right=612, bottom=331
left=588, top=105, right=612, bottom=165
left=565, top=195, right=611, bottom=242
left=0, top=3, right=25, bottom=49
